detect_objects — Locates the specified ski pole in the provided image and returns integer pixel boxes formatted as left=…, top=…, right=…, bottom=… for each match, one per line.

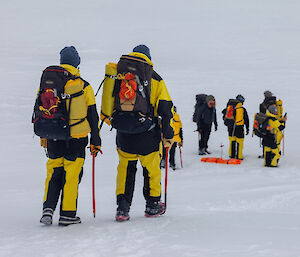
left=282, top=113, right=287, bottom=156
left=282, top=131, right=285, bottom=156
left=220, top=143, right=224, bottom=159
left=92, top=154, right=96, bottom=218
left=164, top=147, right=169, bottom=211
left=179, top=147, right=183, bottom=168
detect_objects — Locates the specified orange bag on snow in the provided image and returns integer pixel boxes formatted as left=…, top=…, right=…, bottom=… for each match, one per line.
left=201, top=157, right=242, bottom=165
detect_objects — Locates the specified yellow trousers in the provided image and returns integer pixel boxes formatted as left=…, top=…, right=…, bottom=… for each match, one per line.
left=43, top=157, right=84, bottom=216
left=116, top=148, right=161, bottom=204
left=264, top=146, right=281, bottom=167
left=229, top=136, right=244, bottom=159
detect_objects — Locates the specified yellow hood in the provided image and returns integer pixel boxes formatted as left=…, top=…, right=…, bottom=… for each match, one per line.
left=129, top=52, right=153, bottom=67
left=60, top=64, right=81, bottom=76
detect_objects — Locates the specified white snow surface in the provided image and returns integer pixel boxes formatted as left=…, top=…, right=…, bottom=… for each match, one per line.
left=1, top=0, right=300, bottom=256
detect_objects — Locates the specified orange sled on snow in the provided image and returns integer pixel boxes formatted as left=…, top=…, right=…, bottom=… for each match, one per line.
left=201, top=157, right=242, bottom=165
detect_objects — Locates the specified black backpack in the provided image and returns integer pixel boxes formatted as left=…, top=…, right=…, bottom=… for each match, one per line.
left=253, top=112, right=270, bottom=138
left=111, top=55, right=154, bottom=134
left=192, top=94, right=207, bottom=122
left=32, top=66, right=83, bottom=140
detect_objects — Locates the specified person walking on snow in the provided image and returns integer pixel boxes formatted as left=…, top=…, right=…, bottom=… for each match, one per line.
left=222, top=94, right=249, bottom=160
left=161, top=106, right=183, bottom=170
left=36, top=46, right=101, bottom=226
left=196, top=95, right=217, bottom=155
left=262, top=104, right=287, bottom=167
left=113, top=45, right=174, bottom=222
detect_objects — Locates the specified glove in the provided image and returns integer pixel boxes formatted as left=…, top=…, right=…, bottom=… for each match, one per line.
left=178, top=141, right=183, bottom=148
left=163, top=138, right=174, bottom=148
left=198, top=128, right=203, bottom=133
left=246, top=129, right=249, bottom=135
left=40, top=138, right=47, bottom=148
left=215, top=126, right=218, bottom=132
left=89, top=145, right=102, bottom=157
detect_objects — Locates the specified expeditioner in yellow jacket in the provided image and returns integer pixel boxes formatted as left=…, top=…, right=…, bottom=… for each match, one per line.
left=262, top=105, right=287, bottom=167
left=161, top=106, right=183, bottom=170
left=105, top=45, right=174, bottom=221
left=37, top=46, right=101, bottom=226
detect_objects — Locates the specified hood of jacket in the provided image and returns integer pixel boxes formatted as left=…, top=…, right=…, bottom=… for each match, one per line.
left=60, top=64, right=81, bottom=76
left=129, top=52, right=153, bottom=67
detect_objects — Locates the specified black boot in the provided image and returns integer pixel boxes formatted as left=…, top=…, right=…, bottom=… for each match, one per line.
left=58, top=216, right=81, bottom=226
left=170, top=162, right=176, bottom=170
left=116, top=198, right=130, bottom=222
left=145, top=201, right=165, bottom=217
left=198, top=148, right=205, bottom=155
left=40, top=208, right=54, bottom=225
left=205, top=148, right=211, bottom=154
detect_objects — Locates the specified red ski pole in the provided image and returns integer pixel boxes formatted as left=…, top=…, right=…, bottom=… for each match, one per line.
left=92, top=154, right=96, bottom=218
left=282, top=131, right=285, bottom=156
left=164, top=147, right=169, bottom=211
left=179, top=147, right=183, bottom=168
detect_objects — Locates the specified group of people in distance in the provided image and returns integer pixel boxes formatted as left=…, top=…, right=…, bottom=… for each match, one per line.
left=194, top=91, right=287, bottom=167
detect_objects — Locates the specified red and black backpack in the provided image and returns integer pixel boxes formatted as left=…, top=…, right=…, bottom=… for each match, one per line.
left=32, top=66, right=82, bottom=140
left=111, top=55, right=155, bottom=134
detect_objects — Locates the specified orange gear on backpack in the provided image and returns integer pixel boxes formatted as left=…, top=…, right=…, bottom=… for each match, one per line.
left=119, top=73, right=137, bottom=101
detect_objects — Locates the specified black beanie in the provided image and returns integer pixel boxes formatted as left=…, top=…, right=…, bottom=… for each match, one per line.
left=60, top=46, right=81, bottom=68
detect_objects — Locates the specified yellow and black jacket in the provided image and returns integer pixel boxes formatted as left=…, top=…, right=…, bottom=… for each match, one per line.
left=262, top=110, right=285, bottom=148
left=116, top=52, right=174, bottom=155
left=222, top=102, right=249, bottom=136
left=172, top=112, right=183, bottom=143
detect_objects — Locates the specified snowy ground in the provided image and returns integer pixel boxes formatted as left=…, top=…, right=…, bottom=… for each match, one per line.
left=1, top=0, right=300, bottom=256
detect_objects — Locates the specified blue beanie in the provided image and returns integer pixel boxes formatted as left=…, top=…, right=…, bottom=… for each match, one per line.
left=132, top=45, right=151, bottom=60
left=60, top=46, right=81, bottom=68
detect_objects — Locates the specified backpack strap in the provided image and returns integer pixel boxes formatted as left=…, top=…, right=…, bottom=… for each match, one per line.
left=95, top=74, right=118, bottom=97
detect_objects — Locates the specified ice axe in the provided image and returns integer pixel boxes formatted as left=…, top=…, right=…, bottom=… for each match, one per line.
left=91, top=149, right=103, bottom=218
left=92, top=154, right=96, bottom=218
left=164, top=147, right=169, bottom=213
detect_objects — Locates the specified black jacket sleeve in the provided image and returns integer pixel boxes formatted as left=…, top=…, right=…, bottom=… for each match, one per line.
left=243, top=108, right=249, bottom=131
left=87, top=104, right=101, bottom=146
left=278, top=121, right=285, bottom=131
left=179, top=128, right=183, bottom=141
left=214, top=109, right=218, bottom=128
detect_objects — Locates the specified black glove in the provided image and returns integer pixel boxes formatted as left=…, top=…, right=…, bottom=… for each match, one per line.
left=246, top=129, right=249, bottom=135
left=215, top=126, right=218, bottom=132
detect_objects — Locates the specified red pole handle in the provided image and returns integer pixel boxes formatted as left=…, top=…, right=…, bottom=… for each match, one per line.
left=179, top=147, right=183, bottom=168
